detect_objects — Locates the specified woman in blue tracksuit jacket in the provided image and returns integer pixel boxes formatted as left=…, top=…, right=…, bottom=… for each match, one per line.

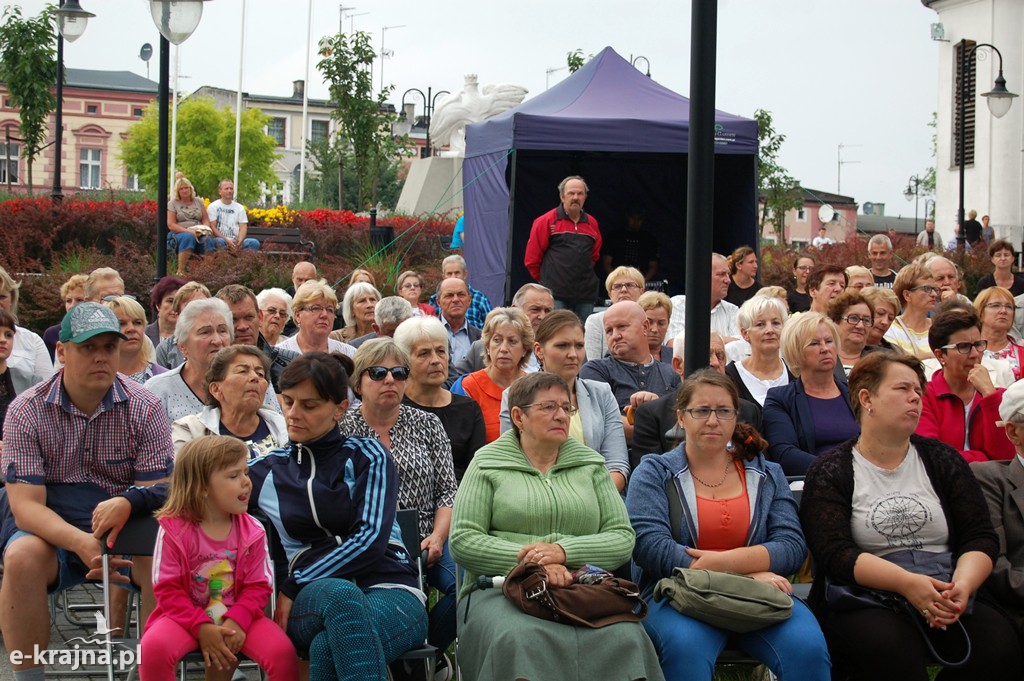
left=625, top=369, right=829, bottom=681
left=248, top=352, right=427, bottom=681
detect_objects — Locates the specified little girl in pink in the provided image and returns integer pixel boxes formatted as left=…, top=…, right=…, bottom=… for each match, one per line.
left=140, top=436, right=297, bottom=680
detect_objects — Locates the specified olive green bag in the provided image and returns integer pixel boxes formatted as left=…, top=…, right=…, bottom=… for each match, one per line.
left=655, top=478, right=793, bottom=632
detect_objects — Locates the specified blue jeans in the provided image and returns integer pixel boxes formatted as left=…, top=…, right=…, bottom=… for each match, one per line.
left=170, top=230, right=206, bottom=254
left=425, top=541, right=457, bottom=659
left=209, top=237, right=260, bottom=251
left=643, top=595, right=830, bottom=681
left=287, top=579, right=427, bottom=681
left=553, top=299, right=594, bottom=321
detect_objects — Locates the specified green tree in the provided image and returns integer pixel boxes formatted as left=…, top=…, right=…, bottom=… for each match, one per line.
left=296, top=137, right=404, bottom=210
left=567, top=49, right=586, bottom=73
left=754, top=108, right=802, bottom=241
left=120, top=97, right=280, bottom=201
left=0, top=6, right=56, bottom=193
left=317, top=31, right=401, bottom=210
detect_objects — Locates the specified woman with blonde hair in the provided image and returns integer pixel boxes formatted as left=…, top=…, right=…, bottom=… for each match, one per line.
left=277, top=279, right=355, bottom=356
left=844, top=265, right=874, bottom=292
left=104, top=296, right=166, bottom=383
left=167, top=175, right=218, bottom=274
left=453, top=307, right=534, bottom=442
left=860, top=286, right=900, bottom=349
left=43, top=273, right=90, bottom=361
left=725, top=245, right=762, bottom=307
left=975, top=286, right=1024, bottom=380
left=762, top=312, right=858, bottom=475
left=885, top=261, right=939, bottom=358
left=638, top=291, right=673, bottom=363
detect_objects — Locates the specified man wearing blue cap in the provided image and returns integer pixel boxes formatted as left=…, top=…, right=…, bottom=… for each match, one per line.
left=0, top=302, right=173, bottom=680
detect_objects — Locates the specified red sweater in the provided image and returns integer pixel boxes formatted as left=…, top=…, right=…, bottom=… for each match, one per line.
left=916, top=369, right=1014, bottom=463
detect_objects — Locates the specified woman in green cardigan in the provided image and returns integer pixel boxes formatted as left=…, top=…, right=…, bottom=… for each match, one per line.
left=450, top=372, right=664, bottom=681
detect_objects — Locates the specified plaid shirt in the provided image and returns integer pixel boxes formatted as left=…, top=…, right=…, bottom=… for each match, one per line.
left=1, top=370, right=173, bottom=497
left=429, top=284, right=493, bottom=329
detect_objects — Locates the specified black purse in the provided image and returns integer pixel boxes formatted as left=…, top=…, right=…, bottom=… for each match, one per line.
left=825, top=549, right=972, bottom=668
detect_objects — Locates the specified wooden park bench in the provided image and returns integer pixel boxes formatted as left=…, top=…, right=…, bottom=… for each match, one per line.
left=245, top=226, right=316, bottom=258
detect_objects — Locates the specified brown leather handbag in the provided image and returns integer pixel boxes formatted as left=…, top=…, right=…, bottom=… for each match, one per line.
left=501, top=561, right=648, bottom=628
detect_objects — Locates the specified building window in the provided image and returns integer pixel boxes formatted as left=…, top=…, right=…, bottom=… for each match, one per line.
left=3, top=97, right=12, bottom=109
left=267, top=117, right=286, bottom=146
left=79, top=148, right=101, bottom=189
left=311, top=119, right=329, bottom=143
left=796, top=207, right=807, bottom=222
left=133, top=107, right=144, bottom=118
left=126, top=173, right=141, bottom=191
left=953, top=39, right=977, bottom=168
left=0, top=142, right=18, bottom=184
left=86, top=104, right=99, bottom=115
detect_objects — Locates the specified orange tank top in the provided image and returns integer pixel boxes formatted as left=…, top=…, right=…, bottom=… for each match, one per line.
left=695, top=460, right=750, bottom=551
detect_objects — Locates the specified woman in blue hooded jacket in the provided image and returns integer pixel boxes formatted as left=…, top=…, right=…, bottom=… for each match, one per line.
left=626, top=369, right=830, bottom=681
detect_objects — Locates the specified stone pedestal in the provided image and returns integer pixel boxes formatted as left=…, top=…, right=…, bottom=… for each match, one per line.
left=396, top=156, right=464, bottom=216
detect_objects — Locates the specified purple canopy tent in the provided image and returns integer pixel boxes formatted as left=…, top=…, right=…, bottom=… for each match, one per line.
left=462, top=47, right=759, bottom=306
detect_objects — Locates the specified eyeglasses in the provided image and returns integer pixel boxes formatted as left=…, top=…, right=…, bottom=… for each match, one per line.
left=522, top=401, right=579, bottom=416
left=984, top=303, right=1015, bottom=312
left=300, top=305, right=332, bottom=315
left=610, top=282, right=641, bottom=292
left=263, top=307, right=289, bottom=317
left=939, top=340, right=988, bottom=354
left=400, top=283, right=422, bottom=290
left=682, top=407, right=738, bottom=420
left=910, top=285, right=940, bottom=296
left=363, top=365, right=411, bottom=381
left=794, top=265, right=813, bottom=271
left=841, top=314, right=873, bottom=327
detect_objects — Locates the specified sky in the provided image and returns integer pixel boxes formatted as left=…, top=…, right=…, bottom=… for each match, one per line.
left=15, top=0, right=942, bottom=216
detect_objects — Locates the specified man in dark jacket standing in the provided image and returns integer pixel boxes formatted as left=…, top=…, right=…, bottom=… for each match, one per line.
left=524, top=176, right=602, bottom=319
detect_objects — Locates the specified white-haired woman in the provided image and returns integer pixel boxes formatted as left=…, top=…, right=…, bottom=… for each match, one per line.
left=144, top=297, right=234, bottom=422
left=339, top=338, right=459, bottom=679
left=395, top=316, right=486, bottom=481
left=104, top=296, right=166, bottom=383
left=331, top=281, right=380, bottom=343
left=277, top=279, right=355, bottom=356
left=725, top=295, right=790, bottom=409
left=453, top=307, right=534, bottom=442
left=256, top=287, right=292, bottom=347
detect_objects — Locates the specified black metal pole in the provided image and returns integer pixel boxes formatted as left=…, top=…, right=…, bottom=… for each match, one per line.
left=51, top=28, right=64, bottom=203
left=683, top=0, right=717, bottom=377
left=156, top=35, right=170, bottom=278
left=424, top=86, right=431, bottom=159
left=957, top=38, right=967, bottom=251
left=914, top=183, right=919, bottom=236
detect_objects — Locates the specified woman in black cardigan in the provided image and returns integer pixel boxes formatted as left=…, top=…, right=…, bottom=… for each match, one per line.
left=725, top=295, right=792, bottom=414
left=800, top=350, right=1021, bottom=680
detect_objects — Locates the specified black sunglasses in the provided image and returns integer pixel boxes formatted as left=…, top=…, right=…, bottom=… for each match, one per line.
left=363, top=366, right=411, bottom=382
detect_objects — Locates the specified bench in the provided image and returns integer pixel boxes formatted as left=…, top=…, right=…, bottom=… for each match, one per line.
left=245, top=226, right=317, bottom=258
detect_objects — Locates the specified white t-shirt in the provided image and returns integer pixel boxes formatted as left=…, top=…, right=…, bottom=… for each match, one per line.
left=734, top=359, right=788, bottom=406
left=666, top=296, right=740, bottom=341
left=850, top=444, right=950, bottom=556
left=207, top=200, right=248, bottom=240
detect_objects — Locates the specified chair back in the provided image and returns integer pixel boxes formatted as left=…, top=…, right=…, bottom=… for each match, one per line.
left=103, top=514, right=160, bottom=557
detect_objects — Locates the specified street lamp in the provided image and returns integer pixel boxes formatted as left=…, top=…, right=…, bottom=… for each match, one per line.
left=150, top=0, right=209, bottom=279
left=956, top=39, right=1017, bottom=250
left=400, top=87, right=450, bottom=158
left=904, top=174, right=921, bottom=235
left=630, top=55, right=651, bottom=77
left=52, top=0, right=95, bottom=203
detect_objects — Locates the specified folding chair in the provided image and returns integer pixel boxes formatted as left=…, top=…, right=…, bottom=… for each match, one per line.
left=393, top=508, right=439, bottom=680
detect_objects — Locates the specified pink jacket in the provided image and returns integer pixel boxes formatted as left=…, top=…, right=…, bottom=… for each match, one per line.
left=916, top=369, right=1015, bottom=463
left=148, top=513, right=273, bottom=637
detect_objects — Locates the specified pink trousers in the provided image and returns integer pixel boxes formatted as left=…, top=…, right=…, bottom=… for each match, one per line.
left=139, top=615, right=298, bottom=681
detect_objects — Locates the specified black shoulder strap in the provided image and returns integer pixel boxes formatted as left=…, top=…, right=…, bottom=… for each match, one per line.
left=665, top=477, right=682, bottom=543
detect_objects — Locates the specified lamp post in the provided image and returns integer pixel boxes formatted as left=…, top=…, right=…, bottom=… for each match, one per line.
left=903, top=174, right=921, bottom=235
left=956, top=39, right=1017, bottom=250
left=52, top=0, right=95, bottom=204
left=149, top=0, right=209, bottom=279
left=630, top=55, right=651, bottom=77
left=400, top=87, right=450, bottom=158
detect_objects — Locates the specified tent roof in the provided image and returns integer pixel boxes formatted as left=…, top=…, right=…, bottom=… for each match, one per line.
left=465, top=46, right=758, bottom=157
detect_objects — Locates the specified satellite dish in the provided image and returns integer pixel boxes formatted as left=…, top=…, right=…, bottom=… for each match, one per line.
left=139, top=43, right=153, bottom=62
left=818, top=204, right=835, bottom=223
left=863, top=201, right=874, bottom=216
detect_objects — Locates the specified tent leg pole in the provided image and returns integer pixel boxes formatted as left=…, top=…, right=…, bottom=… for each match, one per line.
left=504, top=149, right=518, bottom=307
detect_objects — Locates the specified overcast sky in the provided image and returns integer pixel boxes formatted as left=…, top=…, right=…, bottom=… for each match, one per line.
left=16, top=0, right=941, bottom=216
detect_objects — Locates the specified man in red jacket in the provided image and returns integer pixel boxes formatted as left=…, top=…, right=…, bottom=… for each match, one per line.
left=524, top=176, right=602, bottom=319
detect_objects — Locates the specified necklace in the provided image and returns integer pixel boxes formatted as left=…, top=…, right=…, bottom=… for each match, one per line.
left=691, top=459, right=731, bottom=488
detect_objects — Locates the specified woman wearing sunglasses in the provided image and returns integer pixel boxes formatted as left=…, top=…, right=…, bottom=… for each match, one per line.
left=339, top=338, right=459, bottom=679
left=917, top=301, right=1015, bottom=462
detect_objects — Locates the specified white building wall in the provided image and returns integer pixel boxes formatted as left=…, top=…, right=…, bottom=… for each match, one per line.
left=929, top=0, right=1024, bottom=247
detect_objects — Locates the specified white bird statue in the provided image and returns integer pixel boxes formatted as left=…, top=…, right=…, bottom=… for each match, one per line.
left=430, top=74, right=528, bottom=157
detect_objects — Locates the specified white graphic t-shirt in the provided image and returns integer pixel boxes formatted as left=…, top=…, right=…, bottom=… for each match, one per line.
left=207, top=200, right=248, bottom=241
left=850, top=444, right=950, bottom=556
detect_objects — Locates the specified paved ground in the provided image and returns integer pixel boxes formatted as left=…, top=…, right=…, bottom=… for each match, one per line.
left=0, top=584, right=259, bottom=680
